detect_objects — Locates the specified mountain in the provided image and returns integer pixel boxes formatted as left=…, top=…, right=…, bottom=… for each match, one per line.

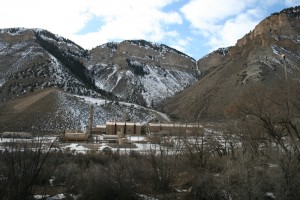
left=2, top=6, right=298, bottom=131
left=85, top=40, right=199, bottom=107
left=0, top=28, right=112, bottom=102
left=0, top=28, right=196, bottom=132
left=0, top=29, right=198, bottom=105
left=161, top=6, right=300, bottom=121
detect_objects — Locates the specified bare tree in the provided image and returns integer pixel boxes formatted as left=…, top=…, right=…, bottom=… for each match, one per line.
left=226, top=82, right=300, bottom=199
left=0, top=136, right=57, bottom=200
left=147, top=140, right=181, bottom=192
left=181, top=126, right=211, bottom=169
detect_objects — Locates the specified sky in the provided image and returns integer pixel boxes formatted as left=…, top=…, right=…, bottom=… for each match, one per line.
left=0, top=0, right=298, bottom=59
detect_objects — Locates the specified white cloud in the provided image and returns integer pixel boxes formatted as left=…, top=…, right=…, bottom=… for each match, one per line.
left=79, top=0, right=183, bottom=48
left=180, top=0, right=276, bottom=50
left=70, top=0, right=184, bottom=49
left=208, top=8, right=262, bottom=49
left=180, top=0, right=256, bottom=33
left=0, top=0, right=295, bottom=58
left=169, top=37, right=192, bottom=53
left=0, top=0, right=182, bottom=49
left=0, top=0, right=90, bottom=36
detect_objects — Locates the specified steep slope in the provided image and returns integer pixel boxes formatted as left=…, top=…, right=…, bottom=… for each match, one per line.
left=0, top=29, right=198, bottom=131
left=0, top=28, right=198, bottom=108
left=0, top=88, right=170, bottom=133
left=85, top=40, right=199, bottom=107
left=0, top=28, right=112, bottom=102
left=162, top=6, right=300, bottom=121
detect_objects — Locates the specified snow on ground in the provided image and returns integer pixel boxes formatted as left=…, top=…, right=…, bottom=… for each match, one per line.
left=63, top=143, right=90, bottom=154
left=271, top=45, right=280, bottom=56
left=0, top=125, right=237, bottom=155
left=0, top=41, right=8, bottom=50
left=137, top=194, right=159, bottom=200
left=49, top=54, right=63, bottom=76
left=265, top=192, right=276, bottom=199
left=90, top=58, right=197, bottom=108
left=34, top=193, right=65, bottom=200
left=95, top=64, right=119, bottom=90
left=140, top=65, right=196, bottom=107
left=74, top=94, right=171, bottom=123
left=0, top=78, right=5, bottom=87
left=127, top=136, right=146, bottom=142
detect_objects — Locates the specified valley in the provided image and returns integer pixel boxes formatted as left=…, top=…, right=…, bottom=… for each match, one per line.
left=0, top=6, right=299, bottom=200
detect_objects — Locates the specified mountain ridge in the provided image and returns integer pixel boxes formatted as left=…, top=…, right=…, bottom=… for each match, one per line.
left=0, top=27, right=197, bottom=131
left=161, top=6, right=300, bottom=121
left=1, top=6, right=299, bottom=131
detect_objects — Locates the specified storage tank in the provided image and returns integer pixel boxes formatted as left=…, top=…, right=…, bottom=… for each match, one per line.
left=63, top=132, right=88, bottom=142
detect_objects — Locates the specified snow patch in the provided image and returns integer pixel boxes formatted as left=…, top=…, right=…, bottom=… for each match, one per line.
left=34, top=193, right=65, bottom=200
left=265, top=192, right=276, bottom=199
left=0, top=78, right=5, bottom=87
left=64, top=144, right=89, bottom=154
left=271, top=45, right=280, bottom=56
left=0, top=41, right=8, bottom=50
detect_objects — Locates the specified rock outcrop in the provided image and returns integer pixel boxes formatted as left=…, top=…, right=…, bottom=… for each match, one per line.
left=162, top=6, right=300, bottom=121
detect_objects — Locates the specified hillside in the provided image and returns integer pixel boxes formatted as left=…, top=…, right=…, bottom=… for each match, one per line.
left=0, top=28, right=196, bottom=131
left=0, top=29, right=198, bottom=106
left=85, top=40, right=199, bottom=107
left=162, top=6, right=300, bottom=121
left=0, top=88, right=170, bottom=133
left=0, top=28, right=111, bottom=102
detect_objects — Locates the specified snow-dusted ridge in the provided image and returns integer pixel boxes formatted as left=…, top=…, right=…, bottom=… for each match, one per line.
left=124, top=40, right=196, bottom=61
left=89, top=59, right=198, bottom=107
left=74, top=95, right=171, bottom=123
left=0, top=27, right=199, bottom=131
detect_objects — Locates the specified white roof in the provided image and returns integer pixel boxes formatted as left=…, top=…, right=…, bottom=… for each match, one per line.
left=105, top=121, right=142, bottom=126
left=148, top=123, right=202, bottom=128
left=96, top=125, right=106, bottom=128
left=126, top=122, right=141, bottom=126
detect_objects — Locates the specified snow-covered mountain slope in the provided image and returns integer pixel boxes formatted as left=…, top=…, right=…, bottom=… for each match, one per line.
left=0, top=28, right=113, bottom=102
left=85, top=40, right=200, bottom=107
left=0, top=28, right=199, bottom=108
left=0, top=88, right=170, bottom=132
left=1, top=29, right=198, bottom=132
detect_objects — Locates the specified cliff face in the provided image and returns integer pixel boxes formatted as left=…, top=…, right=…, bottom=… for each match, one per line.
left=85, top=40, right=199, bottom=107
left=0, top=28, right=103, bottom=102
left=237, top=11, right=300, bottom=47
left=162, top=7, right=300, bottom=121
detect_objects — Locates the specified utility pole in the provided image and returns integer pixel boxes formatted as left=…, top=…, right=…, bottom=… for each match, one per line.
left=89, top=104, right=94, bottom=141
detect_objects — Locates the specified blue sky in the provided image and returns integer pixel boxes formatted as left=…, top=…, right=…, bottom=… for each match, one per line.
left=0, top=0, right=298, bottom=59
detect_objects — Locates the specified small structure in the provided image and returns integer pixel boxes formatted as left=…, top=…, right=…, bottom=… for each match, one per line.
left=61, top=131, right=88, bottom=142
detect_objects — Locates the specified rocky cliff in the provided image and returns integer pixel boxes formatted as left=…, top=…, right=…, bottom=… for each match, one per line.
left=85, top=40, right=199, bottom=107
left=162, top=6, right=300, bottom=121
